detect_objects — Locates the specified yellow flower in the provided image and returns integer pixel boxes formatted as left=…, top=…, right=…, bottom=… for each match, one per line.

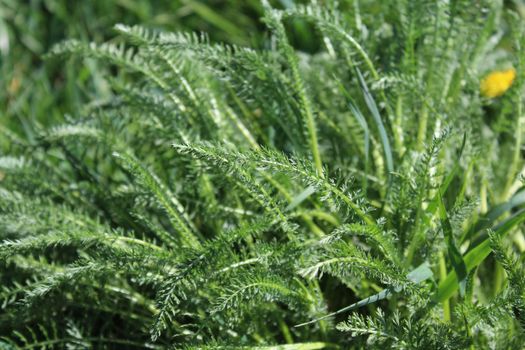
left=480, top=68, right=516, bottom=98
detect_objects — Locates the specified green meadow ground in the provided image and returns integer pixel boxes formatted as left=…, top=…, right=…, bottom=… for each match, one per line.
left=1, top=1, right=525, bottom=349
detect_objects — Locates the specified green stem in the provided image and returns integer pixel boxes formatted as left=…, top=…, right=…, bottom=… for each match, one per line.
left=492, top=262, right=504, bottom=297
left=270, top=10, right=324, bottom=177
left=304, top=103, right=324, bottom=178
left=503, top=103, right=523, bottom=201
left=278, top=316, right=294, bottom=344
left=439, top=251, right=451, bottom=322
left=395, top=95, right=406, bottom=156
left=417, top=105, right=428, bottom=151
left=480, top=178, right=488, bottom=214
left=116, top=236, right=165, bottom=252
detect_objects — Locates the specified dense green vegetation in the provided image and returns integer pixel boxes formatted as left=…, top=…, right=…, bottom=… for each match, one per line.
left=1, top=0, right=525, bottom=348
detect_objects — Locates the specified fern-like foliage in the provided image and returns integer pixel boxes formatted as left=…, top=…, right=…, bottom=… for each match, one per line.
left=1, top=1, right=525, bottom=348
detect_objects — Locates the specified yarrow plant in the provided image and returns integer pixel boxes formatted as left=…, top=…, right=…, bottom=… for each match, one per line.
left=1, top=1, right=525, bottom=349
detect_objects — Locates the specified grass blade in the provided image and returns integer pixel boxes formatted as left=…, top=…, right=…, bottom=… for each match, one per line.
left=355, top=68, right=393, bottom=177
left=462, top=189, right=525, bottom=243
left=436, top=209, right=525, bottom=302
left=336, top=77, right=370, bottom=192
left=295, top=263, right=432, bottom=328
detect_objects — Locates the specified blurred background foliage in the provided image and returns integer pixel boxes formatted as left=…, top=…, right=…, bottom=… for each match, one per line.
left=2, top=0, right=525, bottom=147
left=0, top=0, right=283, bottom=146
